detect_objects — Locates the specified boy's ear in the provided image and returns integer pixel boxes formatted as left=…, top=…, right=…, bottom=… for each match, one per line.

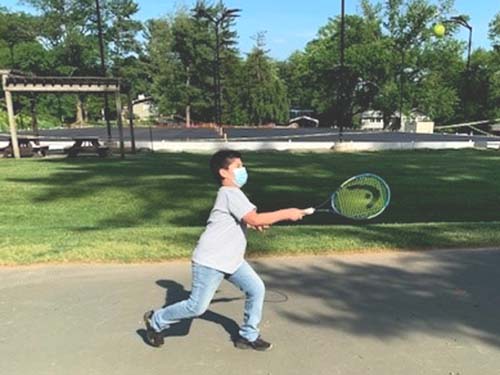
left=219, top=168, right=230, bottom=181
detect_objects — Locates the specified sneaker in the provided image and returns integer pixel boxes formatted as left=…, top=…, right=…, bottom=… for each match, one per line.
left=143, top=310, right=164, bottom=348
left=234, top=335, right=272, bottom=351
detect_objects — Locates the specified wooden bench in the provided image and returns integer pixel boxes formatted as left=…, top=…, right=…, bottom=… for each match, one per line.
left=1, top=136, right=48, bottom=158
left=64, top=137, right=111, bottom=158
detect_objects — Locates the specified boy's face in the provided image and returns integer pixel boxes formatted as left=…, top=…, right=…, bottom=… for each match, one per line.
left=219, top=157, right=243, bottom=186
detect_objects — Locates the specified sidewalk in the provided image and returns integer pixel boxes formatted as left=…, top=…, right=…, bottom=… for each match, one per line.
left=1, top=248, right=500, bottom=375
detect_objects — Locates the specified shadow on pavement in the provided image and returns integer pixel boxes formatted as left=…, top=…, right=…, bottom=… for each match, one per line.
left=253, top=249, right=500, bottom=348
left=137, top=279, right=240, bottom=347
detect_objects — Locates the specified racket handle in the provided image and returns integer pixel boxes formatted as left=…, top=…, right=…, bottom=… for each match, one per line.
left=303, top=207, right=315, bottom=215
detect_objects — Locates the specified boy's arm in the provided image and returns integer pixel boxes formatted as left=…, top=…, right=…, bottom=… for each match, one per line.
left=243, top=208, right=306, bottom=227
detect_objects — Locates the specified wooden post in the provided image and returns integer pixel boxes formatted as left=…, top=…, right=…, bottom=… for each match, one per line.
left=5, top=89, right=20, bottom=159
left=30, top=94, right=40, bottom=144
left=115, top=90, right=125, bottom=159
left=127, top=91, right=136, bottom=154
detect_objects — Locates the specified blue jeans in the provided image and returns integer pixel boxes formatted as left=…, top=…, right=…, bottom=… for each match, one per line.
left=150, top=261, right=266, bottom=342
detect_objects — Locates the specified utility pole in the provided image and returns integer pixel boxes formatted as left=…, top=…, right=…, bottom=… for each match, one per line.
left=338, top=0, right=346, bottom=142
left=95, top=0, right=112, bottom=142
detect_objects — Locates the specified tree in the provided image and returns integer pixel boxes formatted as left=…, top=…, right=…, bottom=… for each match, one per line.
left=0, top=9, right=38, bottom=68
left=244, top=33, right=289, bottom=125
left=105, top=0, right=143, bottom=65
left=0, top=9, right=46, bottom=132
left=193, top=0, right=240, bottom=125
left=144, top=18, right=177, bottom=117
left=145, top=15, right=212, bottom=123
left=23, top=0, right=101, bottom=125
left=381, top=0, right=453, bottom=127
left=488, top=13, right=500, bottom=119
left=96, top=0, right=144, bottom=124
left=170, top=11, right=212, bottom=126
left=488, top=12, right=500, bottom=51
left=277, top=51, right=315, bottom=113
left=293, top=14, right=387, bottom=127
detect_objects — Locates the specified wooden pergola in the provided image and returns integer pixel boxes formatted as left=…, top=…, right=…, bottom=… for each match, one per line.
left=1, top=70, right=125, bottom=159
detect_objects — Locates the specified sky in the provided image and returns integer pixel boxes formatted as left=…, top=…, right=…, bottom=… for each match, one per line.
left=2, top=0, right=499, bottom=60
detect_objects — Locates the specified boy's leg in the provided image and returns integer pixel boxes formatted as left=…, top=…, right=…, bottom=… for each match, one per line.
left=227, top=261, right=266, bottom=344
left=148, top=262, right=224, bottom=333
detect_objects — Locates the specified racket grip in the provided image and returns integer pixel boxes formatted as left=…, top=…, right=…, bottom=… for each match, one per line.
left=303, top=207, right=315, bottom=215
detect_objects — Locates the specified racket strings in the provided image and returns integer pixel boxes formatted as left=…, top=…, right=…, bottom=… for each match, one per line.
left=333, top=175, right=390, bottom=219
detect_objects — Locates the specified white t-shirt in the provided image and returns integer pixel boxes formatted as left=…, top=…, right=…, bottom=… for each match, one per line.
left=192, top=186, right=256, bottom=274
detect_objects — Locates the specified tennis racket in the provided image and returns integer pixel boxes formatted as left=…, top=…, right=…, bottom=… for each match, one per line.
left=304, top=173, right=391, bottom=220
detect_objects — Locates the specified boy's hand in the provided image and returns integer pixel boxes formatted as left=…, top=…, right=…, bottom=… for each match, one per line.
left=286, top=208, right=306, bottom=221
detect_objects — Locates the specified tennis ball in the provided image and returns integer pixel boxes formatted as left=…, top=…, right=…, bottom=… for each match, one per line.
left=433, top=23, right=446, bottom=37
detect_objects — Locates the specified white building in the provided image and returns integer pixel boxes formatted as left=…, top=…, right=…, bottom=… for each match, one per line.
left=360, top=109, right=434, bottom=133
left=360, top=110, right=384, bottom=130
left=123, top=94, right=156, bottom=122
left=398, top=110, right=435, bottom=134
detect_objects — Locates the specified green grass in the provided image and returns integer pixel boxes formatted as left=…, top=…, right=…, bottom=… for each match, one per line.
left=1, top=150, right=500, bottom=265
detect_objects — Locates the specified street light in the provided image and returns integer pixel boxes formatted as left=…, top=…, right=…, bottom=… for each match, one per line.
left=444, top=16, right=472, bottom=70
left=95, top=0, right=112, bottom=142
left=337, top=0, right=346, bottom=142
left=442, top=16, right=473, bottom=122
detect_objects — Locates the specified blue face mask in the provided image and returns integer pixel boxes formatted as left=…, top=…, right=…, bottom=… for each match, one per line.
left=233, top=167, right=248, bottom=187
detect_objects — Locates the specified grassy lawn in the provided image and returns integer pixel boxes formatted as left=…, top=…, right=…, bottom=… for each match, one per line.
left=1, top=149, right=500, bottom=265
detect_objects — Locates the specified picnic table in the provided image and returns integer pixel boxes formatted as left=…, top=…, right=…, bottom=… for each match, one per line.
left=1, top=136, right=48, bottom=158
left=64, top=137, right=111, bottom=158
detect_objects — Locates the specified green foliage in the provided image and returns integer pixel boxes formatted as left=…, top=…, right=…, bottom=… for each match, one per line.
left=0, top=9, right=38, bottom=66
left=0, top=108, right=8, bottom=132
left=488, top=12, right=500, bottom=50
left=277, top=0, right=493, bottom=127
left=149, top=10, right=213, bottom=121
left=1, top=0, right=500, bottom=127
left=0, top=106, right=60, bottom=131
left=243, top=36, right=289, bottom=125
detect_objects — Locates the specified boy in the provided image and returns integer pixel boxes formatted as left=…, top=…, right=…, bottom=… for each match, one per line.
left=144, top=149, right=306, bottom=351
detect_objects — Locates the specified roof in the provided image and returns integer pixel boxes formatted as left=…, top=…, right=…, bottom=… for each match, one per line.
left=289, top=115, right=319, bottom=125
left=5, top=75, right=120, bottom=87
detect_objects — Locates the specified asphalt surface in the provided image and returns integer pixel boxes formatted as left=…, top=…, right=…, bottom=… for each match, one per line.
left=4, top=126, right=500, bottom=143
left=1, top=248, right=500, bottom=375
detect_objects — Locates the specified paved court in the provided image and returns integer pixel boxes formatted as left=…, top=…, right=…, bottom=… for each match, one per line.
left=1, top=248, right=500, bottom=374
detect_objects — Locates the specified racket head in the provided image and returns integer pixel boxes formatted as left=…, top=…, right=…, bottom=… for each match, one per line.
left=331, top=173, right=391, bottom=220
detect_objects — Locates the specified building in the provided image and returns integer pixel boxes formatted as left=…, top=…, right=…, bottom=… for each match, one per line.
left=288, top=115, right=319, bottom=128
left=360, top=109, right=434, bottom=133
left=399, top=110, right=434, bottom=134
left=360, top=110, right=385, bottom=130
left=123, top=94, right=156, bottom=122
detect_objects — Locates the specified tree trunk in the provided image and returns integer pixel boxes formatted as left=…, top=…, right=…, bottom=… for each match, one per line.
left=186, top=104, right=191, bottom=128
left=75, top=95, right=85, bottom=126
left=9, top=45, right=15, bottom=68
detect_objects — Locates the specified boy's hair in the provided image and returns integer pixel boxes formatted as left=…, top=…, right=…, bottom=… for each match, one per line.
left=210, top=149, right=242, bottom=185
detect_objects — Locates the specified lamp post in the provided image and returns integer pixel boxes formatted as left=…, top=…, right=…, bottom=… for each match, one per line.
left=95, top=0, right=112, bottom=142
left=444, top=16, right=472, bottom=70
left=337, top=0, right=346, bottom=142
left=443, top=16, right=472, bottom=121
